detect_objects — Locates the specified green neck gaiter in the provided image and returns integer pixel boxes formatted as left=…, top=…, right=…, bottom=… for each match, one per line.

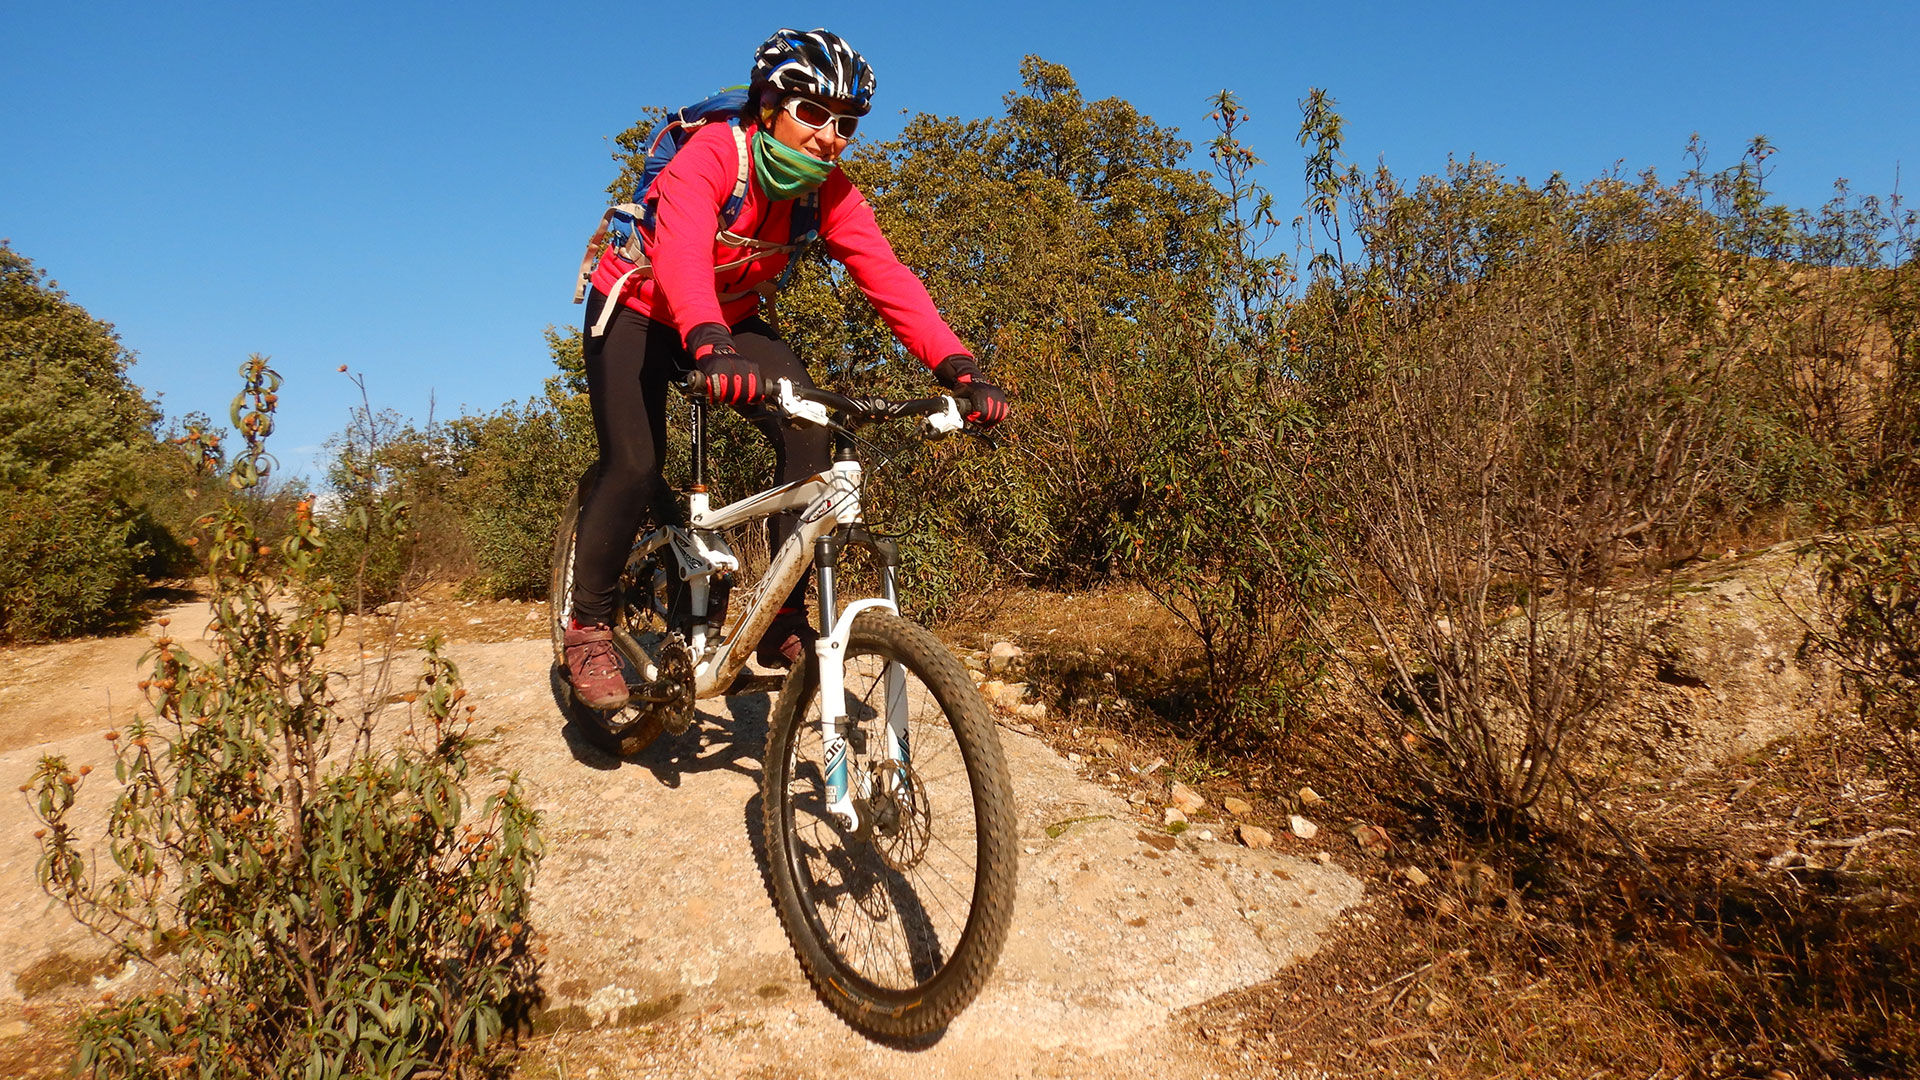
left=752, top=131, right=833, bottom=200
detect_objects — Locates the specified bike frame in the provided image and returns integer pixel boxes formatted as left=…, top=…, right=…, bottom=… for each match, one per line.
left=630, top=378, right=963, bottom=830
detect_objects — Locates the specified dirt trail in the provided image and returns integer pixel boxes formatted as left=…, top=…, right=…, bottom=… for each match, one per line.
left=0, top=603, right=1363, bottom=1077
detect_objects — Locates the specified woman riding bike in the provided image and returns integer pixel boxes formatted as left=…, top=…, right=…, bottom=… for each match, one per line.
left=566, top=28, right=1009, bottom=711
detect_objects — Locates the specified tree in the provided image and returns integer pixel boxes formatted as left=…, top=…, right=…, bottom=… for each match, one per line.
left=0, top=243, right=174, bottom=639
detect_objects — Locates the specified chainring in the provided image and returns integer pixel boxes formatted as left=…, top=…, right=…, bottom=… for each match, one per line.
left=639, top=634, right=697, bottom=736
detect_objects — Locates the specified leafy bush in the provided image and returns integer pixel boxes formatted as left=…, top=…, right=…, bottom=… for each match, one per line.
left=441, top=329, right=598, bottom=599
left=1811, top=526, right=1920, bottom=798
left=774, top=58, right=1227, bottom=604
left=0, top=490, right=149, bottom=639
left=28, top=359, right=542, bottom=1078
left=317, top=395, right=423, bottom=612
left=1111, top=93, right=1330, bottom=742
left=0, top=243, right=174, bottom=640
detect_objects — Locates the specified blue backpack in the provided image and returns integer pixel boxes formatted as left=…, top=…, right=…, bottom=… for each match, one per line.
left=573, top=87, right=820, bottom=336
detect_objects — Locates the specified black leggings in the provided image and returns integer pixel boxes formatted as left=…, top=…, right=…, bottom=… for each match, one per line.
left=568, top=289, right=830, bottom=627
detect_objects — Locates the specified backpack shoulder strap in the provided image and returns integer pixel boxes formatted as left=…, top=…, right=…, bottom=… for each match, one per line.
left=639, top=116, right=754, bottom=233
left=719, top=119, right=750, bottom=229
left=774, top=191, right=822, bottom=291
left=789, top=189, right=820, bottom=245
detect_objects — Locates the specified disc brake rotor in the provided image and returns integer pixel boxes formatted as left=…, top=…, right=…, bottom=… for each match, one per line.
left=868, top=760, right=931, bottom=871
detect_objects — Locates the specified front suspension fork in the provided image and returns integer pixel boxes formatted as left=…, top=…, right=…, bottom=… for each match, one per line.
left=815, top=527, right=908, bottom=832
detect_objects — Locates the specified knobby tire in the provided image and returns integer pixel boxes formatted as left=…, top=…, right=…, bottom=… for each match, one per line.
left=762, top=611, right=1017, bottom=1039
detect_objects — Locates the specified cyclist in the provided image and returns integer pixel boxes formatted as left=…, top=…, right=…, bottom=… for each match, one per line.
left=566, top=28, right=1009, bottom=711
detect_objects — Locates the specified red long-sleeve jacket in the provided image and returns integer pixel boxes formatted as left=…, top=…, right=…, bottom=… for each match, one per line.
left=588, top=120, right=969, bottom=367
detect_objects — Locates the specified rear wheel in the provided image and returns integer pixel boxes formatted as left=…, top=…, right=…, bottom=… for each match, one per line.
left=548, top=487, right=686, bottom=755
left=762, top=611, right=1017, bottom=1039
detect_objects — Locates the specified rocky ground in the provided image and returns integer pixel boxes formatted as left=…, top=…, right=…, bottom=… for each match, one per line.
left=0, top=587, right=1363, bottom=1078
left=0, top=537, right=1893, bottom=1077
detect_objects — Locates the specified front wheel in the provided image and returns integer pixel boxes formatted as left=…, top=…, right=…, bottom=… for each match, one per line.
left=762, top=611, right=1017, bottom=1039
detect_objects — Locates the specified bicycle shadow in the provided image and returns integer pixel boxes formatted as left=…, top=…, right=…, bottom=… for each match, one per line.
left=733, top=676, right=956, bottom=1052
left=552, top=663, right=956, bottom=1049
left=557, top=677, right=774, bottom=790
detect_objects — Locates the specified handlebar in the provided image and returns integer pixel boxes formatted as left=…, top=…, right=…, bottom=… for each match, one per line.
left=677, top=370, right=975, bottom=428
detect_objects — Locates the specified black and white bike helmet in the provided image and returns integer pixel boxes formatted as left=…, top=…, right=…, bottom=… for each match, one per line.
left=750, top=28, right=876, bottom=116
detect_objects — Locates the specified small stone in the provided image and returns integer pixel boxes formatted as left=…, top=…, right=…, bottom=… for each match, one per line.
left=1314, top=851, right=1333, bottom=865
left=962, top=654, right=985, bottom=672
left=1015, top=701, right=1048, bottom=721
left=1136, top=756, right=1167, bottom=775
left=1349, top=823, right=1391, bottom=854
left=1197, top=829, right=1214, bottom=842
left=1298, top=786, right=1324, bottom=807
left=1403, top=866, right=1431, bottom=887
left=1170, top=782, right=1207, bottom=814
left=1164, top=807, right=1188, bottom=827
left=1238, top=825, right=1275, bottom=849
left=1024, top=846, right=1039, bottom=855
left=980, top=680, right=1028, bottom=710
left=1289, top=814, right=1319, bottom=840
left=1096, top=737, right=1121, bottom=755
left=987, top=641, right=1023, bottom=673
left=0, top=1018, right=26, bottom=1039
left=1066, top=752, right=1083, bottom=763
left=1222, top=796, right=1253, bottom=817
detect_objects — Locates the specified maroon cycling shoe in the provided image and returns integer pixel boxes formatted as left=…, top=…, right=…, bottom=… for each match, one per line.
left=756, top=608, right=819, bottom=670
left=564, top=622, right=630, bottom=711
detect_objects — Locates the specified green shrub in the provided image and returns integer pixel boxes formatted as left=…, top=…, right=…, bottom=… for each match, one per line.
left=28, top=359, right=543, bottom=1078
left=0, top=490, right=148, bottom=639
left=446, top=356, right=597, bottom=599
left=0, top=243, right=176, bottom=640
left=317, top=390, right=426, bottom=611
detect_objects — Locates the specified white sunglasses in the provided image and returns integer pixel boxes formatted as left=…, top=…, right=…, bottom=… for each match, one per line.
left=782, top=96, right=860, bottom=139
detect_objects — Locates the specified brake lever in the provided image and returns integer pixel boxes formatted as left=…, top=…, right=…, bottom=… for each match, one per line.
left=965, top=427, right=1001, bottom=450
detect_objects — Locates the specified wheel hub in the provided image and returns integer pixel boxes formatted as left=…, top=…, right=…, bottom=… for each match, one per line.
left=868, top=761, right=930, bottom=870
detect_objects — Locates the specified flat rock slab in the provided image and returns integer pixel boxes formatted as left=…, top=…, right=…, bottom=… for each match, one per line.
left=0, top=629, right=1361, bottom=1078
left=448, top=639, right=1361, bottom=1075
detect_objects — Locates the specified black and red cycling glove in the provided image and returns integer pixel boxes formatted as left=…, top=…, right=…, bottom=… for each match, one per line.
left=933, top=355, right=1009, bottom=427
left=688, top=323, right=763, bottom=405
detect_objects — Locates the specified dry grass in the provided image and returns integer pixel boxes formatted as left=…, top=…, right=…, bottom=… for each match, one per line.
left=977, top=586, right=1919, bottom=1079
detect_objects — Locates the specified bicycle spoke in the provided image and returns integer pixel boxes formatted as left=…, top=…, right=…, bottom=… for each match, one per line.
left=776, top=643, right=985, bottom=990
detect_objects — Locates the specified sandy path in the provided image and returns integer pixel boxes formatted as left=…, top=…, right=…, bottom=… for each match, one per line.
left=0, top=609, right=1363, bottom=1077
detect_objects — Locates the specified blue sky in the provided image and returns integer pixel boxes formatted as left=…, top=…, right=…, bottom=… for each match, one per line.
left=6, top=1, right=1916, bottom=484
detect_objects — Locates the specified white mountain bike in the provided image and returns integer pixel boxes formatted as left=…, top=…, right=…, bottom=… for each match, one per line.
left=548, top=375, right=1016, bottom=1038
